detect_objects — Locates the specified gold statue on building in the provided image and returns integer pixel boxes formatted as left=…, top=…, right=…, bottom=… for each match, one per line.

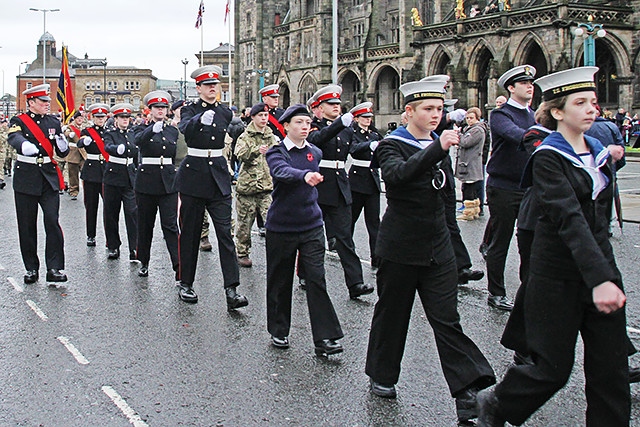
left=455, top=0, right=467, bottom=19
left=410, top=8, right=423, bottom=26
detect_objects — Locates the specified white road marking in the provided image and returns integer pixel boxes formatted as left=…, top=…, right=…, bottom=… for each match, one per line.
left=57, top=336, right=90, bottom=365
left=102, top=386, right=149, bottom=427
left=0, top=264, right=5, bottom=270
left=7, top=277, right=24, bottom=293
left=618, top=188, right=640, bottom=193
left=627, top=327, right=640, bottom=334
left=25, top=300, right=48, bottom=321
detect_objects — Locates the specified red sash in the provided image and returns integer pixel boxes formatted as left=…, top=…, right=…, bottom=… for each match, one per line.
left=19, top=113, right=65, bottom=190
left=69, top=125, right=82, bottom=140
left=268, top=113, right=286, bottom=138
left=86, top=127, right=110, bottom=162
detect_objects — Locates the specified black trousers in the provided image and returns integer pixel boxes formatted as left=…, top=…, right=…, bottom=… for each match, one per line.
left=444, top=187, right=472, bottom=272
left=319, top=201, right=364, bottom=288
left=365, top=258, right=495, bottom=395
left=14, top=186, right=64, bottom=271
left=178, top=192, right=239, bottom=288
left=83, top=180, right=103, bottom=239
left=136, top=192, right=179, bottom=269
left=266, top=226, right=343, bottom=343
left=461, top=180, right=483, bottom=201
left=103, top=184, right=137, bottom=252
left=350, top=191, right=380, bottom=262
left=495, top=275, right=629, bottom=426
left=485, top=186, right=524, bottom=296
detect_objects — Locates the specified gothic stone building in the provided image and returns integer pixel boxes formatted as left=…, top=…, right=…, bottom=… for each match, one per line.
left=234, top=0, right=640, bottom=129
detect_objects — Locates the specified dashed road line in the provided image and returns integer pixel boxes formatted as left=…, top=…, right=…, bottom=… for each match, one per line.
left=25, top=299, right=48, bottom=321
left=57, top=336, right=90, bottom=365
left=627, top=326, right=640, bottom=334
left=0, top=263, right=5, bottom=270
left=7, top=277, right=24, bottom=293
left=102, top=386, right=149, bottom=427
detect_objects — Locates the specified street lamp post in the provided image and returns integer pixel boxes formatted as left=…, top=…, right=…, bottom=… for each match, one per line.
left=29, top=8, right=60, bottom=84
left=181, top=58, right=189, bottom=100
left=101, top=59, right=107, bottom=104
left=17, top=61, right=27, bottom=113
left=574, top=15, right=606, bottom=67
left=251, top=65, right=270, bottom=90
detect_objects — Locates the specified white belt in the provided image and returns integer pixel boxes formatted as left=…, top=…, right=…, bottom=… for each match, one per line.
left=141, top=156, right=169, bottom=165
left=188, top=148, right=223, bottom=158
left=68, top=142, right=78, bottom=148
left=86, top=153, right=105, bottom=161
left=17, top=154, right=51, bottom=165
left=109, top=157, right=135, bottom=165
left=319, top=160, right=345, bottom=169
left=351, top=159, right=371, bottom=168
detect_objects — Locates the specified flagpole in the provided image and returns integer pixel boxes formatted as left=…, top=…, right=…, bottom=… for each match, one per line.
left=200, top=23, right=204, bottom=65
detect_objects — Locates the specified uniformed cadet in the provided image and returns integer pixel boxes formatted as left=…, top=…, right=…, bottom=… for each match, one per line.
left=102, top=103, right=138, bottom=261
left=307, top=85, right=373, bottom=299
left=77, top=103, right=110, bottom=247
left=133, top=91, right=179, bottom=278
left=259, top=84, right=286, bottom=141
left=344, top=102, right=382, bottom=268
left=7, top=84, right=69, bottom=283
left=63, top=111, right=88, bottom=200
left=234, top=102, right=278, bottom=268
left=175, top=65, right=248, bottom=308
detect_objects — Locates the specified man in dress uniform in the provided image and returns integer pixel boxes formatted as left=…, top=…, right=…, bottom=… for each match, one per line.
left=259, top=84, right=286, bottom=141
left=63, top=111, right=88, bottom=200
left=307, top=85, right=373, bottom=299
left=7, top=84, right=69, bottom=283
left=102, top=103, right=138, bottom=261
left=77, top=104, right=110, bottom=247
left=175, top=65, right=248, bottom=308
left=133, top=91, right=179, bottom=279
left=344, top=102, right=382, bottom=269
left=483, top=65, right=536, bottom=311
left=0, top=119, right=8, bottom=189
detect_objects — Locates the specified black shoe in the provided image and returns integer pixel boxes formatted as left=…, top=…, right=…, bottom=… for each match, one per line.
left=299, top=278, right=307, bottom=290
left=138, top=265, right=149, bottom=277
left=479, top=242, right=488, bottom=259
left=24, top=270, right=39, bottom=284
left=178, top=284, right=198, bottom=303
left=630, top=367, right=640, bottom=384
left=129, top=250, right=137, bottom=261
left=487, top=295, right=513, bottom=311
left=349, top=282, right=374, bottom=299
left=327, top=237, right=337, bottom=252
left=70, top=195, right=77, bottom=200
left=314, top=339, right=343, bottom=357
left=259, top=227, right=266, bottom=237
left=455, top=387, right=479, bottom=423
left=369, top=378, right=397, bottom=398
left=514, top=351, right=534, bottom=366
left=476, top=389, right=505, bottom=427
left=0, top=181, right=5, bottom=190
left=46, top=269, right=67, bottom=282
left=225, top=286, right=248, bottom=310
left=271, top=336, right=289, bottom=349
left=458, top=267, right=484, bottom=284
left=86, top=237, right=96, bottom=247
left=107, top=248, right=120, bottom=259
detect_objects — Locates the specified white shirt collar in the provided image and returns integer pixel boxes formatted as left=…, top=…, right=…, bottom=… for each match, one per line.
left=283, top=136, right=310, bottom=151
left=506, top=98, right=530, bottom=110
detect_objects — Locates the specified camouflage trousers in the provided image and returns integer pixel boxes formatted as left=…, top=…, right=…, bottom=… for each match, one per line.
left=235, top=191, right=271, bottom=257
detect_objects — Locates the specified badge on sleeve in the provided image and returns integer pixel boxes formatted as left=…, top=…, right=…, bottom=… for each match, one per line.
left=307, top=153, right=314, bottom=162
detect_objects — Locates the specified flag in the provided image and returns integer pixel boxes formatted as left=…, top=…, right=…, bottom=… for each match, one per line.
left=56, top=45, right=75, bottom=124
left=224, top=0, right=230, bottom=24
left=195, top=0, right=204, bottom=28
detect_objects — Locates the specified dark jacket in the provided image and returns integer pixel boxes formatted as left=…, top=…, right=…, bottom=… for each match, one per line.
left=133, top=121, right=178, bottom=195
left=176, top=99, right=233, bottom=198
left=374, top=128, right=455, bottom=266
left=347, top=124, right=382, bottom=194
left=103, top=127, right=138, bottom=188
left=8, top=112, right=68, bottom=195
left=455, top=121, right=485, bottom=183
left=585, top=116, right=626, bottom=172
left=307, top=116, right=351, bottom=206
left=79, top=124, right=108, bottom=183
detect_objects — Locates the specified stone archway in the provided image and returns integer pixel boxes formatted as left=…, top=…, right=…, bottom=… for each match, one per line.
left=339, top=70, right=361, bottom=111
left=298, top=74, right=317, bottom=104
left=521, top=42, right=548, bottom=109
left=374, top=66, right=401, bottom=115
left=279, top=83, right=291, bottom=109
left=592, top=40, right=619, bottom=107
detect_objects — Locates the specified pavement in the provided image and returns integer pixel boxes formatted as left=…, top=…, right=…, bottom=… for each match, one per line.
left=1, top=173, right=640, bottom=426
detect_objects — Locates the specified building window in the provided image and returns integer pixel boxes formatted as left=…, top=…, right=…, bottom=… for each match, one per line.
left=353, top=0, right=363, bottom=4
left=85, top=82, right=91, bottom=90
left=353, top=22, right=365, bottom=47
left=222, top=63, right=229, bottom=76
left=95, top=96, right=102, bottom=103
left=125, top=81, right=130, bottom=90
left=109, top=97, right=116, bottom=107
left=246, top=12, right=252, bottom=28
left=305, top=0, right=314, bottom=16
left=112, top=81, right=118, bottom=90
left=135, top=82, right=140, bottom=90
left=91, top=82, right=96, bottom=90
left=85, top=96, right=92, bottom=106
left=246, top=43, right=255, bottom=68
left=390, top=15, right=399, bottom=44
left=133, top=96, right=141, bottom=110
left=221, top=91, right=229, bottom=103
left=124, top=96, right=131, bottom=104
left=108, top=81, right=113, bottom=91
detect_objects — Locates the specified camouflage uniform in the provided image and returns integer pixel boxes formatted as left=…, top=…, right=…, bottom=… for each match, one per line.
left=233, top=122, right=277, bottom=257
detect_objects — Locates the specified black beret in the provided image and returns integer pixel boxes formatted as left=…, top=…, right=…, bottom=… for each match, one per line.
left=250, top=102, right=269, bottom=117
left=72, top=111, right=82, bottom=119
left=171, top=100, right=185, bottom=111
left=278, top=104, right=311, bottom=124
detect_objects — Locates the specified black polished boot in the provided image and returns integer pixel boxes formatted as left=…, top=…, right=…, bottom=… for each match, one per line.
left=107, top=248, right=120, bottom=259
left=86, top=237, right=96, bottom=247
left=455, top=386, right=480, bottom=423
left=314, top=339, right=343, bottom=357
left=46, top=269, right=68, bottom=282
left=349, top=282, right=374, bottom=299
left=138, top=265, right=149, bottom=277
left=476, top=389, right=506, bottom=427
left=23, top=270, right=39, bottom=284
left=225, top=286, right=248, bottom=310
left=178, top=284, right=198, bottom=303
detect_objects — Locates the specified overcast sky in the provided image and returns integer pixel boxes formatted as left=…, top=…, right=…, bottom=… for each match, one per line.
left=0, top=0, right=234, bottom=96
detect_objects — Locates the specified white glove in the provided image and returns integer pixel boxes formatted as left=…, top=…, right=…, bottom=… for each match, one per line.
left=152, top=121, right=163, bottom=133
left=341, top=112, right=353, bottom=127
left=69, top=132, right=76, bottom=139
left=449, top=109, right=466, bottom=123
left=81, top=136, right=92, bottom=146
left=116, top=144, right=126, bottom=155
left=62, top=125, right=69, bottom=132
left=21, top=141, right=40, bottom=156
left=200, top=110, right=215, bottom=126
left=55, top=135, right=69, bottom=151
left=370, top=140, right=380, bottom=151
